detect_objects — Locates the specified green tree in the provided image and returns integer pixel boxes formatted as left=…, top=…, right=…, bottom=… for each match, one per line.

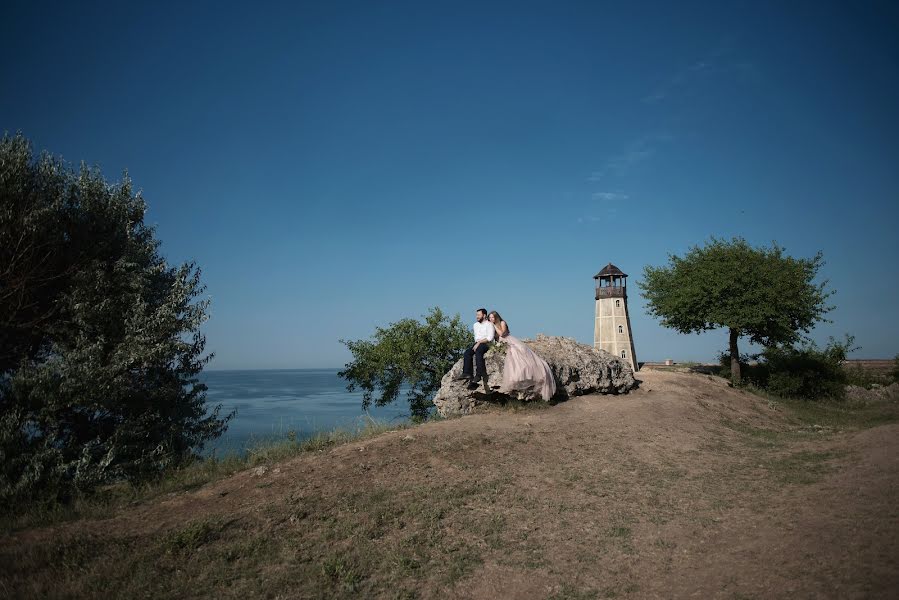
left=339, top=307, right=473, bottom=418
left=0, top=133, right=230, bottom=507
left=638, top=237, right=834, bottom=385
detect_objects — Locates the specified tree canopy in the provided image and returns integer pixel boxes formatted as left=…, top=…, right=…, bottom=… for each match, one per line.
left=638, top=237, right=834, bottom=383
left=0, top=133, right=229, bottom=506
left=339, top=307, right=473, bottom=418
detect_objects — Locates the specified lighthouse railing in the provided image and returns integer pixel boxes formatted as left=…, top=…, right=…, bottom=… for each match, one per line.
left=595, top=287, right=626, bottom=300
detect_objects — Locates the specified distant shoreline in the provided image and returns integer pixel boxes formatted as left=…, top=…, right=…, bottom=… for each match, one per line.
left=203, top=367, right=343, bottom=373
left=204, top=359, right=896, bottom=373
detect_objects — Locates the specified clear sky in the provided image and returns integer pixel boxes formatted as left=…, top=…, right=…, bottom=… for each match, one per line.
left=3, top=1, right=897, bottom=369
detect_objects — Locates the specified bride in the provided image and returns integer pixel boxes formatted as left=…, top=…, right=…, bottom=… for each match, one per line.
left=487, top=311, right=557, bottom=400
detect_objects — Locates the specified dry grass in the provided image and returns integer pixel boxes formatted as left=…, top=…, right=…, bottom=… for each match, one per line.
left=2, top=370, right=898, bottom=599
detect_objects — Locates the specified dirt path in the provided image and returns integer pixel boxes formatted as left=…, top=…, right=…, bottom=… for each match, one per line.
left=3, top=370, right=898, bottom=599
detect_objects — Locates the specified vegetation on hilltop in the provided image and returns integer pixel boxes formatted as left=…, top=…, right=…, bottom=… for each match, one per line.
left=639, top=237, right=834, bottom=385
left=0, top=133, right=229, bottom=509
left=717, top=335, right=857, bottom=400
left=3, top=369, right=897, bottom=598
left=340, top=307, right=473, bottom=418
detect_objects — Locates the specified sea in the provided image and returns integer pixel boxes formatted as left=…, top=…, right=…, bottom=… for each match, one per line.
left=201, top=369, right=412, bottom=455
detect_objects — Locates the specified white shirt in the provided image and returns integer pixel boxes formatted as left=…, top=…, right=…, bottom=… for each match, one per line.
left=473, top=320, right=495, bottom=343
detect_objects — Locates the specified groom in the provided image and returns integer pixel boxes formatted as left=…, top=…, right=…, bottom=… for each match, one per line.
left=454, top=308, right=495, bottom=390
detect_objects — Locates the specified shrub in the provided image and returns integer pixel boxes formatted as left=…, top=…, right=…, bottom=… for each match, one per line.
left=339, top=307, right=472, bottom=418
left=718, top=336, right=855, bottom=400
left=0, top=134, right=230, bottom=509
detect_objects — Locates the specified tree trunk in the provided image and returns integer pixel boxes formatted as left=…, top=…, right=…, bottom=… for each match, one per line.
left=729, top=328, right=741, bottom=385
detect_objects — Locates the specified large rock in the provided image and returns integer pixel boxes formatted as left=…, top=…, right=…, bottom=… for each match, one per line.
left=432, top=335, right=637, bottom=417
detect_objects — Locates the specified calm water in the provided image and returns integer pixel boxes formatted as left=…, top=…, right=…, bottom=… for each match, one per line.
left=201, top=369, right=411, bottom=455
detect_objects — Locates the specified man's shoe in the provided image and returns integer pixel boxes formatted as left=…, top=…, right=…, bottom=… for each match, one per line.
left=453, top=373, right=471, bottom=382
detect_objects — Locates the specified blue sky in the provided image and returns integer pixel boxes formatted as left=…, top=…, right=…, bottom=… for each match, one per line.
left=3, top=1, right=897, bottom=369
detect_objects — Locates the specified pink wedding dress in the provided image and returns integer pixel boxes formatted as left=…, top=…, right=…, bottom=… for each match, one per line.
left=497, top=332, right=557, bottom=400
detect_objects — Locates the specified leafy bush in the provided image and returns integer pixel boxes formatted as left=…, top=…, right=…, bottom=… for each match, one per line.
left=0, top=134, right=230, bottom=509
left=720, top=336, right=855, bottom=400
left=339, top=307, right=472, bottom=418
left=762, top=341, right=849, bottom=400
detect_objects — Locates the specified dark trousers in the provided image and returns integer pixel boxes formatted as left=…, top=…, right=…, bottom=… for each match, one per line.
left=462, top=344, right=489, bottom=379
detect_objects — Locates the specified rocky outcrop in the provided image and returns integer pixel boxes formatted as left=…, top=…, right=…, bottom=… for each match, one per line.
left=432, top=335, right=637, bottom=417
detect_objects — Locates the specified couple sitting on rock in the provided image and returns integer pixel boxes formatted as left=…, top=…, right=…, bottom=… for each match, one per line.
left=453, top=308, right=557, bottom=400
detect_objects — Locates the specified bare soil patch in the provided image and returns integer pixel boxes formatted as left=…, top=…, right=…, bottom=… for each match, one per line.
left=2, top=370, right=898, bottom=599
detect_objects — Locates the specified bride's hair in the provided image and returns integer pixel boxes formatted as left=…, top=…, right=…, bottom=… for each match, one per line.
left=487, top=311, right=505, bottom=328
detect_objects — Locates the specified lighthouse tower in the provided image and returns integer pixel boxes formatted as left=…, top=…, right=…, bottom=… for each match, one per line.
left=593, top=263, right=638, bottom=371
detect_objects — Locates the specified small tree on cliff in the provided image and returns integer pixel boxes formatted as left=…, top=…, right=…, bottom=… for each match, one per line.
left=638, top=237, right=834, bottom=384
left=340, top=307, right=473, bottom=418
left=0, top=133, right=229, bottom=506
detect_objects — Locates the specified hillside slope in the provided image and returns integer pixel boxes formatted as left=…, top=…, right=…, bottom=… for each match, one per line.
left=3, top=370, right=898, bottom=599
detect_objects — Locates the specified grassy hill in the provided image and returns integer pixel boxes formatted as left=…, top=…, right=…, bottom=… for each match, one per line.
left=2, top=370, right=898, bottom=599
